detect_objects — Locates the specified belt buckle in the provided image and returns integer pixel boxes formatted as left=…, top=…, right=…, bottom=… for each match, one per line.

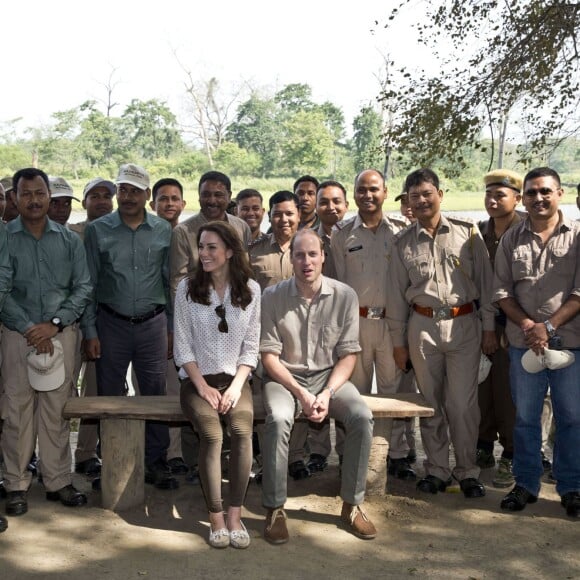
left=434, top=306, right=450, bottom=321
left=367, top=307, right=384, bottom=320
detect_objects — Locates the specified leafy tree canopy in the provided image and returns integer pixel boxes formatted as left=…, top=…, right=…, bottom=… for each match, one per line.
left=380, top=1, right=580, bottom=176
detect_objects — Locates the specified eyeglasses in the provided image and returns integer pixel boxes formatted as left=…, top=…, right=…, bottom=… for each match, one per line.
left=215, top=304, right=228, bottom=333
left=523, top=187, right=560, bottom=198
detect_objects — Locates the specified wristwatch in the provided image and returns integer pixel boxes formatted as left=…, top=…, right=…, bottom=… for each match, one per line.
left=543, top=320, right=556, bottom=338
left=324, top=386, right=336, bottom=400
left=51, top=317, right=64, bottom=332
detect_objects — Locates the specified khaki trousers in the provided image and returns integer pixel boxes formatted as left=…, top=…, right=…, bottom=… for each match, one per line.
left=0, top=326, right=76, bottom=492
left=409, top=311, right=481, bottom=482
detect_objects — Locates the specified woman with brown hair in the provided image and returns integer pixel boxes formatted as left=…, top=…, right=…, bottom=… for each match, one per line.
left=174, top=221, right=260, bottom=549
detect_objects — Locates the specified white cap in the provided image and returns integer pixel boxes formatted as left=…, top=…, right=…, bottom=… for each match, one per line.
left=49, top=176, right=80, bottom=201
left=82, top=177, right=115, bottom=200
left=115, top=163, right=150, bottom=191
left=521, top=348, right=575, bottom=374
left=27, top=340, right=65, bottom=391
left=478, top=354, right=492, bottom=384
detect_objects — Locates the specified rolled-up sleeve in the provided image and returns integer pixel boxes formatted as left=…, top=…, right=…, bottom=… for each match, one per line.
left=259, top=286, right=283, bottom=355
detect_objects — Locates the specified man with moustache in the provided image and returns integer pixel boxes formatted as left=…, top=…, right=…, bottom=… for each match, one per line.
left=83, top=164, right=177, bottom=490
left=170, top=171, right=251, bottom=298
left=494, top=167, right=580, bottom=518
left=261, top=229, right=376, bottom=543
left=0, top=177, right=19, bottom=222
left=1, top=167, right=91, bottom=516
left=236, top=189, right=266, bottom=242
left=294, top=175, right=320, bottom=230
left=330, top=169, right=413, bottom=480
left=386, top=168, right=495, bottom=499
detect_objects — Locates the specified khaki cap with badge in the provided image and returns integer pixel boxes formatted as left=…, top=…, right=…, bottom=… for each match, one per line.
left=49, top=176, right=80, bottom=201
left=115, top=163, right=150, bottom=191
left=483, top=169, right=523, bottom=193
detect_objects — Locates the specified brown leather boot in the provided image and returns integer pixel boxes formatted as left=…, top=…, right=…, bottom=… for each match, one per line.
left=341, top=502, right=377, bottom=540
left=264, top=507, right=289, bottom=544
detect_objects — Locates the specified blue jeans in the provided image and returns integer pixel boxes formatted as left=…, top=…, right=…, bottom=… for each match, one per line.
left=509, top=347, right=580, bottom=497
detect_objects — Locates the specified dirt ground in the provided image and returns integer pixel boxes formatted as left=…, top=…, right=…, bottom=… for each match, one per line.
left=1, top=428, right=578, bottom=580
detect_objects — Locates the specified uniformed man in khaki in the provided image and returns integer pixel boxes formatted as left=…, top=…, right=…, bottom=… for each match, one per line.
left=307, top=180, right=349, bottom=471
left=330, top=169, right=414, bottom=480
left=476, top=169, right=523, bottom=489
left=169, top=171, right=251, bottom=299
left=387, top=168, right=496, bottom=499
left=249, top=190, right=310, bottom=480
left=236, top=189, right=266, bottom=242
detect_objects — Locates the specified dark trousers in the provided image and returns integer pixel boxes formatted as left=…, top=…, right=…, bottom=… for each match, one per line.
left=95, top=307, right=169, bottom=465
left=477, top=324, right=515, bottom=458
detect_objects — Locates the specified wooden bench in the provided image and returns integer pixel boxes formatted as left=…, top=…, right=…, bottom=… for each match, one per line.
left=63, top=393, right=434, bottom=511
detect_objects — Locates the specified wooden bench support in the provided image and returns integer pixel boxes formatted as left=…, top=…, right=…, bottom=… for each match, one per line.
left=101, top=418, right=145, bottom=511
left=64, top=394, right=433, bottom=511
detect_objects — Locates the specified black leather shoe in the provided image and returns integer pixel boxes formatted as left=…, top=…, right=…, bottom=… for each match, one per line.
left=6, top=490, right=28, bottom=516
left=168, top=457, right=189, bottom=475
left=288, top=460, right=310, bottom=480
left=46, top=484, right=87, bottom=507
left=91, top=477, right=101, bottom=491
left=145, top=460, right=179, bottom=490
left=0, top=480, right=6, bottom=499
left=460, top=477, right=486, bottom=498
left=561, top=491, right=580, bottom=518
left=75, top=458, right=102, bottom=477
left=500, top=485, right=538, bottom=511
left=307, top=454, right=328, bottom=473
left=416, top=475, right=450, bottom=494
left=0, top=513, right=7, bottom=533
left=387, top=456, right=417, bottom=481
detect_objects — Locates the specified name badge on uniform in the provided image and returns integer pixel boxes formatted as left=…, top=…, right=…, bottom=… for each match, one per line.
left=348, top=245, right=363, bottom=253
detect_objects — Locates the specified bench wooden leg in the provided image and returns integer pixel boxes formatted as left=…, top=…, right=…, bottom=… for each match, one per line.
left=100, top=418, right=145, bottom=511
left=365, top=417, right=393, bottom=496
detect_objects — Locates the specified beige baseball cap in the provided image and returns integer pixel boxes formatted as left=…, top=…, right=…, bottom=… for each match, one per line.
left=115, top=163, right=150, bottom=191
left=49, top=176, right=80, bottom=201
left=27, top=340, right=66, bottom=391
left=478, top=354, right=492, bottom=383
left=82, top=177, right=115, bottom=200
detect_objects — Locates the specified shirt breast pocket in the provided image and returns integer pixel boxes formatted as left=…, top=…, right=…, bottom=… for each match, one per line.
left=511, top=248, right=532, bottom=280
left=321, top=324, right=341, bottom=349
left=407, top=253, right=432, bottom=285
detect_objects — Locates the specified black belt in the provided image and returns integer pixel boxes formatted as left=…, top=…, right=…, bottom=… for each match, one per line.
left=99, top=303, right=165, bottom=324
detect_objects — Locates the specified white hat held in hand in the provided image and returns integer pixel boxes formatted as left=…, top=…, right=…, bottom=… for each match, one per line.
left=521, top=348, right=575, bottom=374
left=478, top=353, right=492, bottom=384
left=27, top=339, right=66, bottom=391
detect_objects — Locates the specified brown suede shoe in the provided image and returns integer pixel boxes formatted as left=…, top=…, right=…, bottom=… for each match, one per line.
left=264, top=507, right=289, bottom=544
left=341, top=502, right=377, bottom=540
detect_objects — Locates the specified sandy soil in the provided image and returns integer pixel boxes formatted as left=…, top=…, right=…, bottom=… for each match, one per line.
left=1, top=434, right=578, bottom=580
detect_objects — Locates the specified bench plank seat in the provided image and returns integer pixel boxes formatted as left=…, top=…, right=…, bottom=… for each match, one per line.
left=63, top=393, right=433, bottom=511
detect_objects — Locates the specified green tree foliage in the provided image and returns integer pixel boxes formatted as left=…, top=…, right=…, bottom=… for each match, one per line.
left=380, top=1, right=580, bottom=176
left=352, top=106, right=384, bottom=172
left=121, top=99, right=183, bottom=159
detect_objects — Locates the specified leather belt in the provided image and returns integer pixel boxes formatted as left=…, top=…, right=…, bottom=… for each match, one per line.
left=99, top=303, right=165, bottom=324
left=359, top=306, right=385, bottom=320
left=413, top=303, right=474, bottom=321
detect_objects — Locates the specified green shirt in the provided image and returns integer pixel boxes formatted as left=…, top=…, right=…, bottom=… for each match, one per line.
left=0, top=221, right=12, bottom=312
left=0, top=217, right=92, bottom=334
left=83, top=210, right=172, bottom=340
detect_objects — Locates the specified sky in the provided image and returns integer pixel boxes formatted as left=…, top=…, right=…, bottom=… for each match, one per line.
left=2, top=0, right=425, bottom=137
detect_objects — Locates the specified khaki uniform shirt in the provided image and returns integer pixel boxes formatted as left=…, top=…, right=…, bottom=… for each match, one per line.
left=169, top=212, right=251, bottom=299
left=249, top=233, right=293, bottom=292
left=260, top=276, right=361, bottom=376
left=492, top=213, right=580, bottom=349
left=387, top=215, right=495, bottom=347
left=68, top=220, right=88, bottom=241
left=317, top=224, right=336, bottom=279
left=330, top=212, right=406, bottom=309
left=478, top=211, right=525, bottom=267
